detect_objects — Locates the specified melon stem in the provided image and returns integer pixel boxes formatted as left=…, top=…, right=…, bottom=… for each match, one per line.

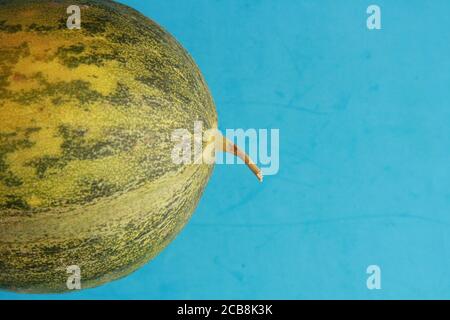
left=217, top=133, right=263, bottom=182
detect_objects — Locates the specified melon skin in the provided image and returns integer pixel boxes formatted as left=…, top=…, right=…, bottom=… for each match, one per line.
left=0, top=0, right=217, bottom=292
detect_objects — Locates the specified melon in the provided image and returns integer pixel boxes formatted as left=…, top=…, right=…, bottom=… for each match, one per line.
left=0, top=0, right=260, bottom=293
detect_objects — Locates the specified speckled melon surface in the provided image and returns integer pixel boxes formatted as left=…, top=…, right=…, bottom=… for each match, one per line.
left=0, top=0, right=217, bottom=292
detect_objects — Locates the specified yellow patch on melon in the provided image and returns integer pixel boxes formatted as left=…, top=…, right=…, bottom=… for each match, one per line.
left=26, top=195, right=43, bottom=207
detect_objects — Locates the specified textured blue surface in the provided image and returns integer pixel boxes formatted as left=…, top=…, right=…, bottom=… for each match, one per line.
left=2, top=0, right=450, bottom=299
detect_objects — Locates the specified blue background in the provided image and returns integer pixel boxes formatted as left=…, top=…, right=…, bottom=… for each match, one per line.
left=2, top=0, right=450, bottom=299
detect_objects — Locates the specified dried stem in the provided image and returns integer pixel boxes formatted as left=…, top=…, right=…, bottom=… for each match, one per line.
left=217, top=133, right=263, bottom=182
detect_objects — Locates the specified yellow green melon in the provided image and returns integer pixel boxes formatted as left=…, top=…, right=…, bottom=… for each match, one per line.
left=0, top=0, right=262, bottom=293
